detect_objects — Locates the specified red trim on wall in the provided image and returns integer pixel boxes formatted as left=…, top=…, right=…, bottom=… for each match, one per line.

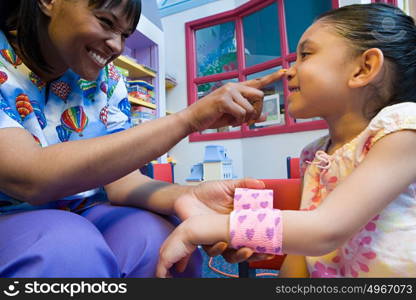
left=186, top=0, right=336, bottom=142
left=185, top=23, right=196, bottom=108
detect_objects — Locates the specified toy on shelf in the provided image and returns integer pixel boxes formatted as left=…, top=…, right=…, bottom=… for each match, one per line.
left=185, top=163, right=203, bottom=184
left=130, top=106, right=156, bottom=127
left=167, top=154, right=176, bottom=165
left=127, top=80, right=155, bottom=104
left=186, top=145, right=236, bottom=185
left=203, top=145, right=233, bottom=181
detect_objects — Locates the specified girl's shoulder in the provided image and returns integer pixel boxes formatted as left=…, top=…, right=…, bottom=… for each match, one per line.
left=368, top=102, right=416, bottom=140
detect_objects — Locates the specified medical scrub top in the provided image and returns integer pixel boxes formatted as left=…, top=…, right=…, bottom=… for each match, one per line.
left=0, top=30, right=132, bottom=214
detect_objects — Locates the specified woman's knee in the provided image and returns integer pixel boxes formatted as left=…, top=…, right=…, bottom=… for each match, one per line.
left=0, top=210, right=119, bottom=277
left=87, top=206, right=201, bottom=277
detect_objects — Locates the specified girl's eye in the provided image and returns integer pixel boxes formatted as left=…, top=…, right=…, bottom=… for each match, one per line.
left=300, top=52, right=311, bottom=59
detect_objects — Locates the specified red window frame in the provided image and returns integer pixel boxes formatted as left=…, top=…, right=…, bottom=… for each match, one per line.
left=372, top=0, right=398, bottom=5
left=185, top=0, right=338, bottom=142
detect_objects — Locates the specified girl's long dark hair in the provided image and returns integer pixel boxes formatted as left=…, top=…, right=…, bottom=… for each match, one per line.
left=0, top=0, right=142, bottom=74
left=317, top=3, right=416, bottom=117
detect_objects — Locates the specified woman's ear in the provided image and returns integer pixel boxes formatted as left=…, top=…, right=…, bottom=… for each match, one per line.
left=37, top=0, right=56, bottom=17
left=348, top=48, right=384, bottom=89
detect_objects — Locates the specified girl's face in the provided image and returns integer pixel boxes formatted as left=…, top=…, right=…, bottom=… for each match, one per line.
left=286, top=21, right=357, bottom=120
left=42, top=0, right=135, bottom=81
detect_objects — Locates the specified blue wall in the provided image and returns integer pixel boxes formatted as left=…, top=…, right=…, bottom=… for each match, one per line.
left=158, top=0, right=219, bottom=17
left=142, top=0, right=163, bottom=30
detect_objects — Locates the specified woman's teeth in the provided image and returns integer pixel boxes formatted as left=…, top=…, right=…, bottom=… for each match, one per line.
left=89, top=51, right=107, bottom=65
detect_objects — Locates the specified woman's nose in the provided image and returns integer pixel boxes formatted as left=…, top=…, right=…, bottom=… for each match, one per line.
left=106, top=33, right=123, bottom=55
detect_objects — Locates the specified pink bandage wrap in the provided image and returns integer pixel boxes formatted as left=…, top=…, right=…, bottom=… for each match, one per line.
left=229, top=188, right=283, bottom=255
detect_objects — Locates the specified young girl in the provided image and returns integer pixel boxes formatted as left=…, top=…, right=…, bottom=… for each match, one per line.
left=0, top=0, right=281, bottom=277
left=156, top=3, right=416, bottom=278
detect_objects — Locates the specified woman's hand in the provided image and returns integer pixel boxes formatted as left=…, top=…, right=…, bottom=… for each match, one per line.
left=174, top=178, right=274, bottom=264
left=174, top=178, right=265, bottom=219
left=177, top=69, right=286, bottom=132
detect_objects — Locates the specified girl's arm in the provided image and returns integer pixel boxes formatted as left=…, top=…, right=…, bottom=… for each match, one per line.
left=281, top=130, right=416, bottom=255
left=157, top=130, right=416, bottom=276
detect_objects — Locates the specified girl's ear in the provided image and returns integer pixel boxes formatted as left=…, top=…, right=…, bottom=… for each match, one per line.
left=348, top=48, right=384, bottom=89
left=37, top=0, right=56, bottom=17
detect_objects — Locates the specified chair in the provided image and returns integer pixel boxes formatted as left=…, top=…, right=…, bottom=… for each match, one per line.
left=286, top=156, right=300, bottom=179
left=140, top=163, right=175, bottom=183
left=238, top=178, right=302, bottom=277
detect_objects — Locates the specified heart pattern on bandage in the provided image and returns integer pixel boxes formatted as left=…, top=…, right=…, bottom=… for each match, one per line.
left=229, top=188, right=283, bottom=255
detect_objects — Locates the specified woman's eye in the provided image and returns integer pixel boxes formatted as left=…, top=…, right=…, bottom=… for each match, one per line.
left=98, top=17, right=113, bottom=28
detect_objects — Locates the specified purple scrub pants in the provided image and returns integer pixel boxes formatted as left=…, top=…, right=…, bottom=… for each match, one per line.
left=0, top=203, right=202, bottom=277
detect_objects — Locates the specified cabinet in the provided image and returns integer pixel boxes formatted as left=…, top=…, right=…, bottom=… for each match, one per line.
left=113, top=28, right=160, bottom=127
left=114, top=55, right=157, bottom=110
left=113, top=19, right=169, bottom=163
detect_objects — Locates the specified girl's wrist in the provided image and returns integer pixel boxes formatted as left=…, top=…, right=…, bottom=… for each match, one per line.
left=185, top=214, right=230, bottom=245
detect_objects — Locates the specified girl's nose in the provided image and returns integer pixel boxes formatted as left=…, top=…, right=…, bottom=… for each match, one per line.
left=286, top=65, right=296, bottom=81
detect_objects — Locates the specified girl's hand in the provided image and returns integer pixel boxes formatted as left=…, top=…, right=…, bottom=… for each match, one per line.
left=156, top=214, right=230, bottom=278
left=177, top=69, right=287, bottom=132
left=156, top=221, right=197, bottom=278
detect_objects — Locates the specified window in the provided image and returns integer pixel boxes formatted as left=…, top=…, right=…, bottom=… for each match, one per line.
left=195, top=22, right=237, bottom=77
left=186, top=0, right=336, bottom=142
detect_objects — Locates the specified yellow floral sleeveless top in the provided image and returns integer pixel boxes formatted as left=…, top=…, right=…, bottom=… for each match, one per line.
left=300, top=102, right=416, bottom=277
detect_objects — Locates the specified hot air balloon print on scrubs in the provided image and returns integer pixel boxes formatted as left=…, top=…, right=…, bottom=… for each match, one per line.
left=78, top=79, right=97, bottom=102
left=0, top=71, right=8, bottom=85
left=31, top=100, right=47, bottom=129
left=29, top=72, right=46, bottom=90
left=0, top=98, right=19, bottom=123
left=60, top=106, right=88, bottom=137
left=100, top=105, right=109, bottom=127
left=15, top=94, right=33, bottom=121
left=106, top=64, right=120, bottom=99
left=51, top=81, right=71, bottom=103
left=56, top=124, right=72, bottom=142
left=0, top=49, right=22, bottom=68
left=118, top=97, right=131, bottom=118
left=100, top=81, right=108, bottom=94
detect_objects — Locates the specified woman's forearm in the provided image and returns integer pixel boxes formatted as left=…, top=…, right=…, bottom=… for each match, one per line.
left=0, top=113, right=192, bottom=204
left=106, top=171, right=191, bottom=216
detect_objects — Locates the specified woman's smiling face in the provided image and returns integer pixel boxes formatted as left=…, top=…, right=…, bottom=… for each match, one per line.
left=40, top=0, right=135, bottom=81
